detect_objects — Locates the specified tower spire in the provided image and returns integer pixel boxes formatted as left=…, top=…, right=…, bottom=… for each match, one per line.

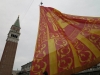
left=14, top=16, right=20, bottom=28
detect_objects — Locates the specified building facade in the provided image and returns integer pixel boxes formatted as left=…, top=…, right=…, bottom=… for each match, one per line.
left=18, top=61, right=100, bottom=75
left=73, top=64, right=100, bottom=75
left=17, top=61, right=32, bottom=75
left=0, top=16, right=21, bottom=75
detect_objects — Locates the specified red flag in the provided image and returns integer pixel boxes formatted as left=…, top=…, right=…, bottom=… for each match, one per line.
left=30, top=6, right=100, bottom=75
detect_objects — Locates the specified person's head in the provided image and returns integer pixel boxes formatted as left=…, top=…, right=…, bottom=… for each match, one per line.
left=43, top=71, right=48, bottom=75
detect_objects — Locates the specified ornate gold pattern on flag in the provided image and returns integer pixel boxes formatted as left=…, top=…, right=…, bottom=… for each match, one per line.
left=30, top=6, right=100, bottom=75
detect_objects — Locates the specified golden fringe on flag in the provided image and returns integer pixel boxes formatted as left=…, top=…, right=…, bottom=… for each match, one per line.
left=30, top=6, right=100, bottom=75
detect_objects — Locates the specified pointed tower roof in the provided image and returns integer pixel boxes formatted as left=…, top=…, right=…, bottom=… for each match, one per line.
left=14, top=16, right=20, bottom=28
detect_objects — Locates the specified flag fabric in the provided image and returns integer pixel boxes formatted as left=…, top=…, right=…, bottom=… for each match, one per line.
left=30, top=6, right=100, bottom=75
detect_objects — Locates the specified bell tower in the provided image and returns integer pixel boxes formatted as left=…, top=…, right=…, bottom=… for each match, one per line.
left=0, top=16, right=21, bottom=75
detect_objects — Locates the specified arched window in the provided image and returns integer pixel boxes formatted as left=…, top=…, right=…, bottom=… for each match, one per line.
left=11, top=34, right=18, bottom=38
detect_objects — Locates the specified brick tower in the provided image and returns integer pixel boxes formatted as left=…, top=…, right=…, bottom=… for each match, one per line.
left=0, top=16, right=21, bottom=75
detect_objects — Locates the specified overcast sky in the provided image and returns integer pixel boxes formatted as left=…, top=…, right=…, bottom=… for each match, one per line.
left=0, top=0, right=100, bottom=70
